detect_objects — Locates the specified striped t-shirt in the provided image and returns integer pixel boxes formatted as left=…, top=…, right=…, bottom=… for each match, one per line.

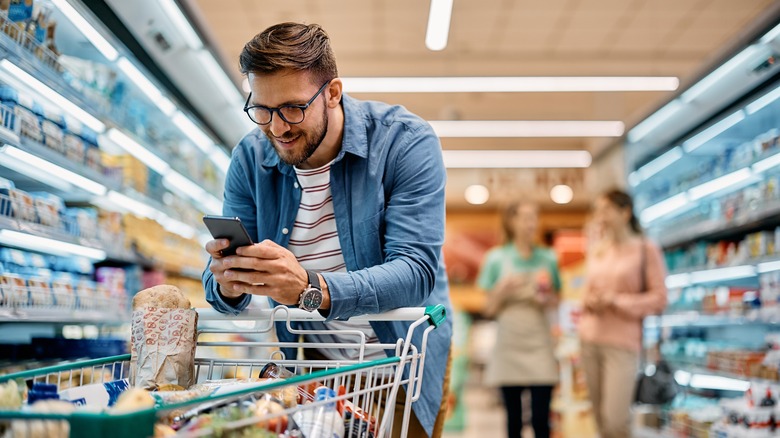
left=291, top=162, right=383, bottom=361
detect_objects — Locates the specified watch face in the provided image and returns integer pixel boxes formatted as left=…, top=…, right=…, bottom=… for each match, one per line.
left=301, top=288, right=323, bottom=311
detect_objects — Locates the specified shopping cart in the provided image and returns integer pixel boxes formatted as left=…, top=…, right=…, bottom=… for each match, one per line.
left=0, top=304, right=446, bottom=438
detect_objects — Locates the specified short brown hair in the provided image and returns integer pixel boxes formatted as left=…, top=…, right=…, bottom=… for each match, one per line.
left=239, top=22, right=338, bottom=85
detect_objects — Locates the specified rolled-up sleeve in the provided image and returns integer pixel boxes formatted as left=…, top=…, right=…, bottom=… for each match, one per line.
left=322, top=124, right=446, bottom=320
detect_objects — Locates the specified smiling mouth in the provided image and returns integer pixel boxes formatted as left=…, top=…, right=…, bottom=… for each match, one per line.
left=276, top=136, right=299, bottom=145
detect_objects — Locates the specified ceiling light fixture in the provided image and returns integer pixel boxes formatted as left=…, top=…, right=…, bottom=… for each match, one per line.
left=425, top=0, right=453, bottom=51
left=0, top=60, right=105, bottom=133
left=342, top=76, right=680, bottom=93
left=50, top=0, right=118, bottom=61
left=464, top=185, right=489, bottom=205
left=443, top=150, right=592, bottom=168
left=550, top=185, right=574, bottom=204
left=429, top=120, right=624, bottom=138
left=745, top=84, right=780, bottom=115
left=117, top=57, right=176, bottom=116
left=634, top=146, right=684, bottom=182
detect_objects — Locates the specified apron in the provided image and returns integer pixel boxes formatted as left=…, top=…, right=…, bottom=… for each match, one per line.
left=485, top=258, right=559, bottom=386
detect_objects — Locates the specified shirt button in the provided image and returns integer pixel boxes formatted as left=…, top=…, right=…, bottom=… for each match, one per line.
left=293, top=182, right=299, bottom=189
left=282, top=228, right=289, bottom=235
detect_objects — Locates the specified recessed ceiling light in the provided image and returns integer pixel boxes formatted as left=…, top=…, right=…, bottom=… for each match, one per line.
left=464, top=185, right=489, bottom=205
left=550, top=185, right=573, bottom=204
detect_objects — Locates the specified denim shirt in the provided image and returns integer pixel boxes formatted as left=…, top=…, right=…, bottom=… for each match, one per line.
left=202, top=93, right=453, bottom=436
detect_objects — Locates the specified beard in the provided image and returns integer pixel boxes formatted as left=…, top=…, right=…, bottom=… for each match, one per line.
left=270, top=104, right=329, bottom=167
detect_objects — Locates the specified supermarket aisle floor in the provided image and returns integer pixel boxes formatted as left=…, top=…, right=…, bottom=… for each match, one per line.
left=443, top=384, right=535, bottom=438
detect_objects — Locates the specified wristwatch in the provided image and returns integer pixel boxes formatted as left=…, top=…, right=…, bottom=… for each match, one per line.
left=298, top=270, right=323, bottom=312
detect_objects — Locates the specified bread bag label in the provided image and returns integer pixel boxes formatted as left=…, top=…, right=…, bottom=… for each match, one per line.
left=130, top=307, right=198, bottom=389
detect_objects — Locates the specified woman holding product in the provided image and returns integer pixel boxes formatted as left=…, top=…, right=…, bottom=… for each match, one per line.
left=477, top=201, right=561, bottom=438
left=579, top=189, right=668, bottom=438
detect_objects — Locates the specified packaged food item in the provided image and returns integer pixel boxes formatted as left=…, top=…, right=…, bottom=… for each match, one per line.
left=26, top=276, right=52, bottom=306
left=38, top=106, right=65, bottom=155
left=51, top=273, right=75, bottom=308
left=130, top=285, right=197, bottom=389
left=111, top=387, right=155, bottom=413
left=9, top=187, right=36, bottom=222
left=0, top=379, right=22, bottom=409
left=30, top=192, right=63, bottom=228
left=1, top=273, right=28, bottom=306
left=59, top=378, right=129, bottom=407
left=75, top=278, right=96, bottom=310
left=11, top=399, right=75, bottom=438
left=27, top=383, right=59, bottom=404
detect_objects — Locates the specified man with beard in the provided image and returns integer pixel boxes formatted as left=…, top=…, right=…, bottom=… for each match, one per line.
left=201, top=22, right=453, bottom=438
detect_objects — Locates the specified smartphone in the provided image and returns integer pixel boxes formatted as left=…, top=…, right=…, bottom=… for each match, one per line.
left=202, top=216, right=254, bottom=256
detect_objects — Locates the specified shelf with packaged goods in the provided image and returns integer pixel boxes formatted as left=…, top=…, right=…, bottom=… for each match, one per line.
left=0, top=286, right=130, bottom=325
left=645, top=312, right=780, bottom=328
left=0, top=307, right=129, bottom=324
left=664, top=254, right=780, bottom=289
left=0, top=8, right=225, bottom=214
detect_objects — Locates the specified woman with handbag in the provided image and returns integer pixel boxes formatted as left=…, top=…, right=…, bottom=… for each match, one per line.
left=579, top=189, right=668, bottom=438
left=477, top=201, right=561, bottom=438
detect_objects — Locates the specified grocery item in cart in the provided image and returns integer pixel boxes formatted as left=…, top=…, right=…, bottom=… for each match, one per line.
left=130, top=284, right=197, bottom=389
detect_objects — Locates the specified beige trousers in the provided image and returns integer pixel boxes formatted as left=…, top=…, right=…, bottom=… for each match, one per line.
left=580, top=342, right=639, bottom=438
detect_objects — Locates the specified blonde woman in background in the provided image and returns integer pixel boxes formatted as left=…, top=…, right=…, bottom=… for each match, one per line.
left=579, top=189, right=668, bottom=438
left=477, top=201, right=561, bottom=438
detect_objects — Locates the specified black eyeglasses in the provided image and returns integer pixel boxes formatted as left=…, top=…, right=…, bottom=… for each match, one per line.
left=243, top=81, right=330, bottom=125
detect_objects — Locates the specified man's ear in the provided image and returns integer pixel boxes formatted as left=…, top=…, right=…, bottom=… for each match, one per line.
left=326, top=78, right=343, bottom=108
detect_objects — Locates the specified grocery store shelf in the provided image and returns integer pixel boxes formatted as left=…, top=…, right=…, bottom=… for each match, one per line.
left=656, top=199, right=780, bottom=249
left=664, top=255, right=780, bottom=288
left=0, top=307, right=129, bottom=324
left=645, top=312, right=779, bottom=328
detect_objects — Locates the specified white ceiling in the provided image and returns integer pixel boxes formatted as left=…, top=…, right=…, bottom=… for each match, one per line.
left=182, top=0, right=778, bottom=208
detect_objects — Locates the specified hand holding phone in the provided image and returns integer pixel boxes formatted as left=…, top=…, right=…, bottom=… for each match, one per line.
left=203, top=216, right=254, bottom=257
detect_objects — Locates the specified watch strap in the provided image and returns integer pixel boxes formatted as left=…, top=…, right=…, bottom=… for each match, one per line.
left=307, top=270, right=321, bottom=290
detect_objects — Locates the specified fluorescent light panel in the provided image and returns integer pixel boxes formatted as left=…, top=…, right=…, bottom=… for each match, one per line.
left=746, top=85, right=780, bottom=115
left=2, top=146, right=106, bottom=195
left=689, top=374, right=750, bottom=392
left=0, top=229, right=106, bottom=261
left=117, top=57, right=176, bottom=116
left=758, top=260, right=780, bottom=273
left=665, top=273, right=691, bottom=289
left=163, top=171, right=222, bottom=215
left=681, top=45, right=763, bottom=103
left=104, top=129, right=170, bottom=175
left=627, top=100, right=684, bottom=143
left=760, top=23, right=780, bottom=44
left=683, top=110, right=745, bottom=153
left=0, top=60, right=105, bottom=133
left=687, top=168, right=755, bottom=201
left=0, top=146, right=72, bottom=192
left=690, top=265, right=756, bottom=284
left=637, top=146, right=683, bottom=181
left=105, top=190, right=158, bottom=219
left=425, top=0, right=453, bottom=51
left=158, top=0, right=203, bottom=50
left=209, top=150, right=231, bottom=174
left=342, top=76, right=680, bottom=93
left=640, top=192, right=689, bottom=224
left=50, top=0, right=118, bottom=61
left=443, top=150, right=592, bottom=168
left=429, top=120, right=624, bottom=138
left=172, top=112, right=215, bottom=153
left=196, top=51, right=242, bottom=104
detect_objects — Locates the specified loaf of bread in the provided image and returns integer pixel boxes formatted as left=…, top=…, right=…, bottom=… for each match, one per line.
left=132, top=284, right=190, bottom=310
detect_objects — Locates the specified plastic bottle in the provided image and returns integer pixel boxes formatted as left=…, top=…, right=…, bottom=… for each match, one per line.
left=27, top=383, right=58, bottom=404
left=293, top=387, right=344, bottom=438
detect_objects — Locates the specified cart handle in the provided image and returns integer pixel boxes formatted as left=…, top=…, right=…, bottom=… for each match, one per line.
left=197, top=304, right=446, bottom=327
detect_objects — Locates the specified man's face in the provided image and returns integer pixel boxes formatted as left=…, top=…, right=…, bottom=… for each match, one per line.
left=246, top=71, right=329, bottom=167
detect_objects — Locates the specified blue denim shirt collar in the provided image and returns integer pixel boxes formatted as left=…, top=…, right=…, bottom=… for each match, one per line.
left=261, top=93, right=369, bottom=170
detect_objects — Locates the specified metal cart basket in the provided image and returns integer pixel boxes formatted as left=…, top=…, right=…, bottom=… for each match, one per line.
left=0, top=304, right=446, bottom=438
